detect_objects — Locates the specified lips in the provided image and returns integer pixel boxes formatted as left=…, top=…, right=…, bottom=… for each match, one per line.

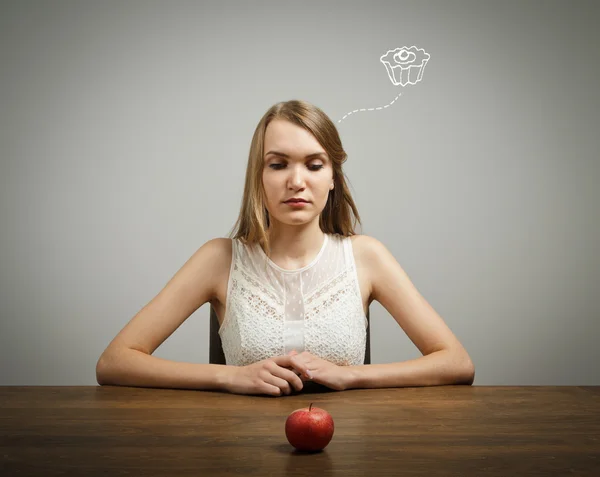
left=285, top=199, right=308, bottom=203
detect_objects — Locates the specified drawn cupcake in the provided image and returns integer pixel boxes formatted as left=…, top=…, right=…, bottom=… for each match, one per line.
left=380, top=46, right=430, bottom=86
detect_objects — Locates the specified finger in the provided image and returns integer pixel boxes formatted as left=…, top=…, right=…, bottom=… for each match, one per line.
left=264, top=373, right=293, bottom=395
left=281, top=362, right=301, bottom=374
left=270, top=364, right=304, bottom=392
left=289, top=356, right=313, bottom=380
left=287, top=356, right=312, bottom=379
left=262, top=382, right=283, bottom=397
left=272, top=355, right=312, bottom=380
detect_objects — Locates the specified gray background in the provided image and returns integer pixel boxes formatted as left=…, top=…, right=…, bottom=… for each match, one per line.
left=1, top=0, right=598, bottom=386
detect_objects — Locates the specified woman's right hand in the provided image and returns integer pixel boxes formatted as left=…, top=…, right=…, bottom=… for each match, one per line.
left=226, top=354, right=313, bottom=397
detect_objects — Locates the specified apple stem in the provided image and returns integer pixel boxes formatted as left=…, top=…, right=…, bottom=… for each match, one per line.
left=309, top=403, right=313, bottom=411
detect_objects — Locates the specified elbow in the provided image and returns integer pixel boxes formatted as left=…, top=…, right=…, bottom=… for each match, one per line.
left=96, top=351, right=114, bottom=386
left=457, top=356, right=475, bottom=386
left=95, top=355, right=108, bottom=385
left=443, top=349, right=474, bottom=386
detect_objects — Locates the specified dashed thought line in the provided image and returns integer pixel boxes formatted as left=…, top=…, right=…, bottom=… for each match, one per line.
left=337, top=93, right=402, bottom=123
left=337, top=45, right=430, bottom=124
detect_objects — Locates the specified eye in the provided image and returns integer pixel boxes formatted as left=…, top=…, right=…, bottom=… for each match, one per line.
left=268, top=163, right=324, bottom=171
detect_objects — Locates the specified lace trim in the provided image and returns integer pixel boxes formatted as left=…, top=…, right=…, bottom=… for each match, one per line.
left=304, top=266, right=358, bottom=306
left=305, top=269, right=358, bottom=320
left=235, top=278, right=280, bottom=321
left=238, top=264, right=282, bottom=307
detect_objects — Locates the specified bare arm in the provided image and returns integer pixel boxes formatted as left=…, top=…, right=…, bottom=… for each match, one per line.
left=345, top=235, right=475, bottom=389
left=96, top=347, right=233, bottom=391
left=96, top=238, right=234, bottom=391
left=345, top=350, right=474, bottom=389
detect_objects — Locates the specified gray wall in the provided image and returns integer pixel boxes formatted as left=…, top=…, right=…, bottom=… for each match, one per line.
left=1, top=0, right=598, bottom=386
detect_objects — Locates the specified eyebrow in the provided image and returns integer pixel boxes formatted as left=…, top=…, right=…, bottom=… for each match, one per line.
left=264, top=150, right=328, bottom=160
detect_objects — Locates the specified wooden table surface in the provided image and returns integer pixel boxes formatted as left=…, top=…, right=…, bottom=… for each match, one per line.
left=1, top=385, right=599, bottom=476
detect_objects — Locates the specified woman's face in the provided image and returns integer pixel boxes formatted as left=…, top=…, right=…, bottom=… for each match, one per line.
left=262, top=119, right=334, bottom=228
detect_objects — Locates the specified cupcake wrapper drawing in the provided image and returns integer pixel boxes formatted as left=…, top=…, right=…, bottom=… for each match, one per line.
left=337, top=45, right=430, bottom=123
left=380, top=46, right=430, bottom=86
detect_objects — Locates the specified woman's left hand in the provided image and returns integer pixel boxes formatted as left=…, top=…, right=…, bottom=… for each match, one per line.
left=287, top=350, right=351, bottom=391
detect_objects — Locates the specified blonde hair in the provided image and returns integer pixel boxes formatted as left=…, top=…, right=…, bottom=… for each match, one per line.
left=228, top=99, right=362, bottom=258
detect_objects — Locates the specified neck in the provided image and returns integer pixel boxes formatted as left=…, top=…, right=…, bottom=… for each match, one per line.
left=267, top=220, right=326, bottom=268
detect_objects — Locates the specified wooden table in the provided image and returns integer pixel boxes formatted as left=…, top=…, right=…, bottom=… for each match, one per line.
left=1, top=385, right=599, bottom=476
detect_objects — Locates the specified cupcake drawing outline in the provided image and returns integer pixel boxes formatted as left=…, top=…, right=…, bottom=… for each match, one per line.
left=380, top=46, right=430, bottom=86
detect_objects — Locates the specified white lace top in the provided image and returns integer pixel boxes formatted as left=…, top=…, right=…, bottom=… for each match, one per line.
left=218, top=233, right=368, bottom=367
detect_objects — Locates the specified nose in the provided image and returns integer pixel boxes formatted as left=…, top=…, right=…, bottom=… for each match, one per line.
left=287, top=164, right=306, bottom=189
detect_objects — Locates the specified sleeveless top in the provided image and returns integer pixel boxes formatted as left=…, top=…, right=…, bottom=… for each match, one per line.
left=218, top=233, right=368, bottom=367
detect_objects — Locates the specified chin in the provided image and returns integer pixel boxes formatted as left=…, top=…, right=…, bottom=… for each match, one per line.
left=271, top=213, right=317, bottom=227
left=280, top=217, right=312, bottom=226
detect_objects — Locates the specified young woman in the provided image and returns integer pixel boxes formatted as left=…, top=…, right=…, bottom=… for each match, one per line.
left=96, top=100, right=475, bottom=396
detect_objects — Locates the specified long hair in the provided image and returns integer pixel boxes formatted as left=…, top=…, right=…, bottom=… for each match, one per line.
left=228, top=99, right=362, bottom=258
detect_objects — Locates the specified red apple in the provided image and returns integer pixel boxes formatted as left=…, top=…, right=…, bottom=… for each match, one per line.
left=285, top=403, right=335, bottom=452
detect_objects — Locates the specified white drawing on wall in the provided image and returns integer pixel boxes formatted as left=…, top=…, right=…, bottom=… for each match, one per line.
left=338, top=46, right=430, bottom=123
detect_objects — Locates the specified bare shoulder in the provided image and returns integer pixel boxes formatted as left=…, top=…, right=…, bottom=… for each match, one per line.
left=205, top=237, right=232, bottom=260
left=204, top=237, right=233, bottom=288
left=349, top=233, right=402, bottom=286
left=173, top=236, right=232, bottom=304
left=349, top=233, right=387, bottom=262
left=190, top=237, right=232, bottom=265
left=348, top=234, right=389, bottom=302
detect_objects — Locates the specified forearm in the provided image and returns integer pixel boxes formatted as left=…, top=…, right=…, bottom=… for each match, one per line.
left=346, top=349, right=475, bottom=389
left=96, top=347, right=233, bottom=392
